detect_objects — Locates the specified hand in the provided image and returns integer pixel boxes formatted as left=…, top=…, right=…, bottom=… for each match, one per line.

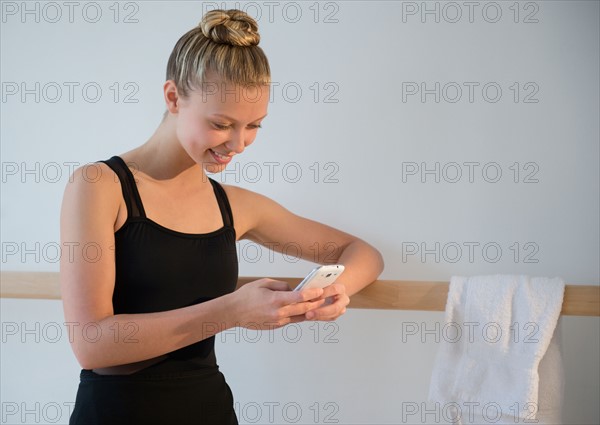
left=302, top=283, right=349, bottom=321
left=228, top=278, right=327, bottom=330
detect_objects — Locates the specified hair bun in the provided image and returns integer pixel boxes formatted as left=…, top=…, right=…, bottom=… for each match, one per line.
left=199, top=9, right=260, bottom=47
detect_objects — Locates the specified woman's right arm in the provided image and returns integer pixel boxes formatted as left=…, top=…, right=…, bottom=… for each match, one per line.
left=59, top=163, right=325, bottom=370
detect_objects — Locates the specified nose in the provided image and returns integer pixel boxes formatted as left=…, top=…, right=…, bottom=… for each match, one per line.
left=225, top=128, right=250, bottom=154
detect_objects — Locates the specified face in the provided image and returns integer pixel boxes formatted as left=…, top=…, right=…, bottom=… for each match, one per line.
left=173, top=78, right=270, bottom=174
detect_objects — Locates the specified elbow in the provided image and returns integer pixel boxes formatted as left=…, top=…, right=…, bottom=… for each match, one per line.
left=353, top=239, right=385, bottom=285
left=71, top=346, right=97, bottom=370
left=70, top=341, right=107, bottom=370
left=376, top=248, right=385, bottom=275
left=78, top=359, right=97, bottom=371
left=364, top=239, right=385, bottom=277
left=347, top=238, right=385, bottom=277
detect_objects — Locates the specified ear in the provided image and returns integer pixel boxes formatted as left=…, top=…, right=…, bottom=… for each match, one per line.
left=163, top=80, right=181, bottom=114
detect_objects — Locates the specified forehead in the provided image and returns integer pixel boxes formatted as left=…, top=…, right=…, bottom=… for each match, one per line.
left=190, top=80, right=270, bottom=118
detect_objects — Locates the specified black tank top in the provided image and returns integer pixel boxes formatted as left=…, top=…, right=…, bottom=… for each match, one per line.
left=97, top=155, right=239, bottom=372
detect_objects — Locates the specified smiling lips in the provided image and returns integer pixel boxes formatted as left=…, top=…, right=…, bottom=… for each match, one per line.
left=209, top=149, right=233, bottom=164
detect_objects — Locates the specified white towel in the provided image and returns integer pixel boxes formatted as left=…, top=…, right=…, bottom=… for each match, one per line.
left=428, top=274, right=565, bottom=424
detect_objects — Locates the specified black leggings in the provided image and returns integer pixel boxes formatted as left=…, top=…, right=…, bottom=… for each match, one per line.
left=69, top=367, right=238, bottom=425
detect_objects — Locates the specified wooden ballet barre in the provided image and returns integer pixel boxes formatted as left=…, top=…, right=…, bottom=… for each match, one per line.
left=1, top=272, right=599, bottom=317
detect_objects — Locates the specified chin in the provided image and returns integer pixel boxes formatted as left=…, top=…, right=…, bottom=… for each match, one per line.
left=203, top=162, right=226, bottom=174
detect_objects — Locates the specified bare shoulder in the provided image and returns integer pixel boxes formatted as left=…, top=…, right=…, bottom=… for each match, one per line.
left=62, top=162, right=122, bottom=218
left=218, top=182, right=290, bottom=241
left=61, top=161, right=129, bottom=243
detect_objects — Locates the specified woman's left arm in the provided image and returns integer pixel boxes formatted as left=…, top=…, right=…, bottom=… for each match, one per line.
left=228, top=185, right=385, bottom=320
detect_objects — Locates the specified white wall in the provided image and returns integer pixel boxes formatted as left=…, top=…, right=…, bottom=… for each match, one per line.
left=1, top=1, right=598, bottom=424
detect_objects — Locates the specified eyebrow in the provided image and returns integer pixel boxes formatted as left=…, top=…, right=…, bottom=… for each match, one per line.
left=211, top=113, right=268, bottom=123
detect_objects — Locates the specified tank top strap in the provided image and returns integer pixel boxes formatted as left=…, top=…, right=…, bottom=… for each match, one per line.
left=207, top=177, right=234, bottom=228
left=97, top=156, right=146, bottom=219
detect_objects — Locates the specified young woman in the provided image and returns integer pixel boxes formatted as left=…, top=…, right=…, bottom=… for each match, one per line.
left=60, top=8, right=384, bottom=424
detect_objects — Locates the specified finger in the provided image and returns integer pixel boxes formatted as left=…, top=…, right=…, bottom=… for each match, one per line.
left=305, top=298, right=348, bottom=320
left=287, top=313, right=310, bottom=324
left=283, top=287, right=325, bottom=304
left=282, top=298, right=327, bottom=317
left=261, top=279, right=292, bottom=291
left=263, top=301, right=321, bottom=330
left=306, top=307, right=346, bottom=322
left=309, top=283, right=345, bottom=301
left=323, top=283, right=346, bottom=297
left=274, top=312, right=315, bottom=327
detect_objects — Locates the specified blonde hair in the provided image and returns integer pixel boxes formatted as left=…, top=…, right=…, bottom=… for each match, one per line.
left=162, top=9, right=271, bottom=120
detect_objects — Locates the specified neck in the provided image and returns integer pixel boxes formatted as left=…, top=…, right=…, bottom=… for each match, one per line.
left=124, top=114, right=205, bottom=183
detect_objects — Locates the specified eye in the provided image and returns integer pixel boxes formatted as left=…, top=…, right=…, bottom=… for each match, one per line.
left=211, top=122, right=231, bottom=130
left=211, top=122, right=262, bottom=130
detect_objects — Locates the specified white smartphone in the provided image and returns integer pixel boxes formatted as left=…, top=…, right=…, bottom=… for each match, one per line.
left=293, top=265, right=345, bottom=292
